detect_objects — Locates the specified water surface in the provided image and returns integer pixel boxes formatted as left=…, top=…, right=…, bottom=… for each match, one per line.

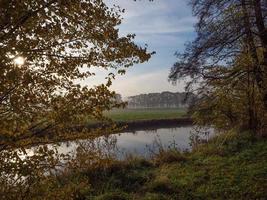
left=54, top=125, right=213, bottom=159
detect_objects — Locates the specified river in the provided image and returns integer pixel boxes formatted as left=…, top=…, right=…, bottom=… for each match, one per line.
left=42, top=125, right=214, bottom=160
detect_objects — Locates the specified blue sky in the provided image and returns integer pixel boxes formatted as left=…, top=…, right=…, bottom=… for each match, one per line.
left=86, top=0, right=196, bottom=97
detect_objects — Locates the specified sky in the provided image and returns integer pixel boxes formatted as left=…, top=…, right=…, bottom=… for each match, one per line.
left=84, top=0, right=196, bottom=98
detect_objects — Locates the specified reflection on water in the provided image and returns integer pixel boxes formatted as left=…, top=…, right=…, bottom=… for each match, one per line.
left=49, top=125, right=213, bottom=159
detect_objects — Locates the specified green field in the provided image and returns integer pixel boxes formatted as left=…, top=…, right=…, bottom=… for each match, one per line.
left=103, top=108, right=187, bottom=122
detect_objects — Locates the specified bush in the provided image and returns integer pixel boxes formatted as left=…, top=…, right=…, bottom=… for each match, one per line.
left=94, top=191, right=129, bottom=200
left=147, top=176, right=175, bottom=194
left=152, top=149, right=187, bottom=166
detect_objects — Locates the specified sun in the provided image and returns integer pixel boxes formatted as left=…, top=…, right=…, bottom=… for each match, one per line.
left=13, top=56, right=25, bottom=66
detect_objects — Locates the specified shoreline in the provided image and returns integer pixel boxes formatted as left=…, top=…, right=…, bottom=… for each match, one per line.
left=2, top=117, right=193, bottom=150
left=86, top=117, right=193, bottom=132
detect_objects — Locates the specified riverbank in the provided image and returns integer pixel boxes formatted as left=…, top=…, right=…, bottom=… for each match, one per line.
left=85, top=117, right=193, bottom=132
left=86, top=108, right=189, bottom=131
left=2, top=113, right=191, bottom=149
left=16, top=118, right=192, bottom=148
left=25, top=131, right=267, bottom=199
left=103, top=108, right=187, bottom=122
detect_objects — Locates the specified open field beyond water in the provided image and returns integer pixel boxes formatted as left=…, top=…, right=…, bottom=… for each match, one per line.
left=103, top=108, right=187, bottom=122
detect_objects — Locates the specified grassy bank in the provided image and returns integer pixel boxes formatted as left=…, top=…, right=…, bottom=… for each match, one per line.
left=103, top=108, right=187, bottom=122
left=26, top=131, right=267, bottom=199
left=84, top=108, right=190, bottom=134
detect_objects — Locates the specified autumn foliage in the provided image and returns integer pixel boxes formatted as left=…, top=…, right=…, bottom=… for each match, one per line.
left=170, top=0, right=267, bottom=134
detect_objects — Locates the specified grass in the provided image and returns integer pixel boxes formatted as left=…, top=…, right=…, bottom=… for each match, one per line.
left=103, top=108, right=187, bottom=122
left=25, top=131, right=267, bottom=199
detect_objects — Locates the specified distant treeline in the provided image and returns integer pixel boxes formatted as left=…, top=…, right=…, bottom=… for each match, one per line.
left=124, top=92, right=196, bottom=109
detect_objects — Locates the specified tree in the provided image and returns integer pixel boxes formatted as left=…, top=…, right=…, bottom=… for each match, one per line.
left=0, top=0, right=153, bottom=148
left=170, top=0, right=267, bottom=132
left=0, top=1, right=154, bottom=198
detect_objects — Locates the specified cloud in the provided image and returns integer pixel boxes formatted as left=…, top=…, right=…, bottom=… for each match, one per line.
left=85, top=0, right=197, bottom=96
left=111, top=69, right=186, bottom=97
left=80, top=67, right=188, bottom=97
left=120, top=17, right=195, bottom=36
left=107, top=0, right=191, bottom=19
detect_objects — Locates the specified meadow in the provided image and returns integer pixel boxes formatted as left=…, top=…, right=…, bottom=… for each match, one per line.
left=103, top=108, right=187, bottom=122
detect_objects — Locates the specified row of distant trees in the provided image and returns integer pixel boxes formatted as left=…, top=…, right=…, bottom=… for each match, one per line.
left=124, top=92, right=196, bottom=108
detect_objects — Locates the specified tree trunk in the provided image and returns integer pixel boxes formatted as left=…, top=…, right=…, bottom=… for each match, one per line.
left=241, top=0, right=261, bottom=131
left=253, top=0, right=267, bottom=111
